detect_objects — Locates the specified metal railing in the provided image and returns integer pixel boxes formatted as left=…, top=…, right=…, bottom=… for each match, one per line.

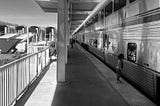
left=0, top=47, right=50, bottom=106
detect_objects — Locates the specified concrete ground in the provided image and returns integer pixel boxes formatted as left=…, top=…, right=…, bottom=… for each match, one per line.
left=14, top=44, right=156, bottom=106
left=77, top=44, right=156, bottom=106
left=51, top=45, right=129, bottom=106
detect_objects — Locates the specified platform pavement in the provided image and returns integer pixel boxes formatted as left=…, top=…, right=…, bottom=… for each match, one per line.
left=51, top=45, right=129, bottom=106
left=14, top=59, right=57, bottom=106
left=77, top=44, right=156, bottom=106
left=14, top=44, right=155, bottom=106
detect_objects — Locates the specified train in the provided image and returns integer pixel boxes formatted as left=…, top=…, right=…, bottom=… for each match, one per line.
left=0, top=23, right=56, bottom=54
left=0, top=22, right=56, bottom=41
left=46, top=27, right=56, bottom=41
left=0, top=25, right=17, bottom=35
left=74, top=0, right=160, bottom=104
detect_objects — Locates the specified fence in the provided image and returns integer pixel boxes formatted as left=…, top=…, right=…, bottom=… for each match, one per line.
left=0, top=47, right=50, bottom=106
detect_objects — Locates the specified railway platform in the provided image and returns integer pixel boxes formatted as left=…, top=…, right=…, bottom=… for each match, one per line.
left=14, top=44, right=156, bottom=106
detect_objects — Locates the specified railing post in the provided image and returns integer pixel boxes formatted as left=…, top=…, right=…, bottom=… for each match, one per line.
left=28, top=56, right=31, bottom=84
left=1, top=71, right=3, bottom=106
left=40, top=52, right=43, bottom=71
left=0, top=48, right=52, bottom=106
left=45, top=50, right=46, bottom=67
left=7, top=68, right=9, bottom=106
left=16, top=63, right=19, bottom=103
left=36, top=53, right=39, bottom=77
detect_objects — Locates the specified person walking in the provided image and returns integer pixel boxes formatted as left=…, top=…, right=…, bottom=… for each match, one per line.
left=70, top=38, right=73, bottom=48
left=116, top=54, right=124, bottom=83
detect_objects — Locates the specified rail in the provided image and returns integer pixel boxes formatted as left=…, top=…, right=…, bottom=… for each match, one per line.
left=0, top=47, right=50, bottom=106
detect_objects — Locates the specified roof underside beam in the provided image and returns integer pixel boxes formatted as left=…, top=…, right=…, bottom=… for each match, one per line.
left=34, top=0, right=101, bottom=33
left=35, top=0, right=58, bottom=13
left=71, top=20, right=84, bottom=25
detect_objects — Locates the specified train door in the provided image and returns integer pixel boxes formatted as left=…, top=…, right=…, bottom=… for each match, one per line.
left=103, top=33, right=110, bottom=62
left=82, top=34, right=85, bottom=43
left=97, top=32, right=103, bottom=49
left=103, top=33, right=110, bottom=51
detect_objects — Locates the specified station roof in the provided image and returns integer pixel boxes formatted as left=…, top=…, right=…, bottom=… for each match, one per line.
left=35, top=0, right=102, bottom=34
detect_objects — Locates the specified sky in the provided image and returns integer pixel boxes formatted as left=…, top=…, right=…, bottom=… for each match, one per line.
left=0, top=0, right=57, bottom=28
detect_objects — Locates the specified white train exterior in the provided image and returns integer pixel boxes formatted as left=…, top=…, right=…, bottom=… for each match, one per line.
left=75, top=0, right=160, bottom=104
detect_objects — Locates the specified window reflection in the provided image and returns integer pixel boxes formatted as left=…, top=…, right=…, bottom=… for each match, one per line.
left=127, top=43, right=137, bottom=62
left=114, top=0, right=126, bottom=11
left=89, top=39, right=98, bottom=48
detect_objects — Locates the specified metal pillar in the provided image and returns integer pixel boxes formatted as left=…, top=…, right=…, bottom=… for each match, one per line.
left=57, top=0, right=68, bottom=83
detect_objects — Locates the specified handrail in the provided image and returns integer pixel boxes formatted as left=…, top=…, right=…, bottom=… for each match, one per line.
left=0, top=47, right=50, bottom=106
left=0, top=47, right=48, bottom=70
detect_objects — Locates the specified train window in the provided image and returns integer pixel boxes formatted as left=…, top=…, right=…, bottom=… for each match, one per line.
left=86, top=20, right=91, bottom=27
left=127, top=43, right=137, bottom=62
left=89, top=39, right=93, bottom=46
left=114, top=0, right=126, bottom=11
left=103, top=34, right=107, bottom=47
left=129, top=0, right=136, bottom=3
left=93, top=39, right=98, bottom=48
left=95, top=14, right=98, bottom=22
left=98, top=11, right=101, bottom=21
left=90, top=18, right=94, bottom=25
left=101, top=9, right=105, bottom=19
left=105, top=2, right=113, bottom=17
left=103, top=34, right=110, bottom=49
left=82, top=35, right=85, bottom=42
left=92, top=14, right=98, bottom=23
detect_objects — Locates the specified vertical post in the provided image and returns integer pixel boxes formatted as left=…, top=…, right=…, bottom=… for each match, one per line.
left=45, top=50, right=46, bottom=67
left=57, top=0, right=68, bottom=83
left=65, top=0, right=69, bottom=63
left=29, top=57, right=31, bottom=83
left=44, top=29, right=46, bottom=44
left=5, top=26, right=7, bottom=35
left=36, top=53, right=39, bottom=76
left=16, top=63, right=19, bottom=102
left=36, top=28, right=38, bottom=43
left=27, top=26, right=29, bottom=54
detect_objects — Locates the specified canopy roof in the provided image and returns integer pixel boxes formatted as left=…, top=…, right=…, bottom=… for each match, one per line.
left=35, top=0, right=102, bottom=34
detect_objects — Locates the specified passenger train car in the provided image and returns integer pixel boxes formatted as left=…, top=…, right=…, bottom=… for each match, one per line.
left=0, top=25, right=16, bottom=35
left=46, top=27, right=56, bottom=41
left=75, top=0, right=160, bottom=104
left=16, top=25, right=26, bottom=34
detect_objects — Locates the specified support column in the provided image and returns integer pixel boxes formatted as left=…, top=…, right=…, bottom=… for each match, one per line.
left=57, top=0, right=68, bottom=83
left=67, top=22, right=70, bottom=46
left=67, top=0, right=70, bottom=47
left=65, top=0, right=69, bottom=63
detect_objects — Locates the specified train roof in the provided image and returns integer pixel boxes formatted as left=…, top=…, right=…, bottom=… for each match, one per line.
left=0, top=33, right=18, bottom=39
left=0, top=32, right=35, bottom=40
left=15, top=33, right=35, bottom=41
